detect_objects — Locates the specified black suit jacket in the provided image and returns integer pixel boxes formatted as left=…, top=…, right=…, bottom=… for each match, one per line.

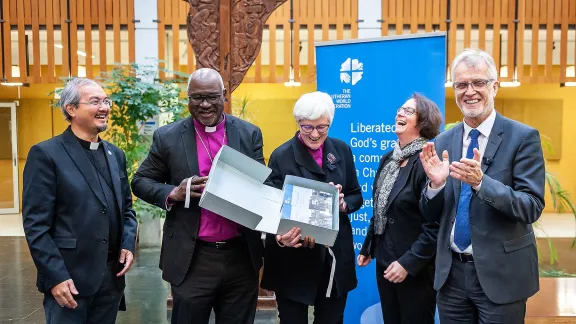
left=420, top=113, right=545, bottom=304
left=22, top=127, right=138, bottom=299
left=131, top=115, right=265, bottom=286
left=260, top=134, right=363, bottom=305
left=361, top=151, right=439, bottom=276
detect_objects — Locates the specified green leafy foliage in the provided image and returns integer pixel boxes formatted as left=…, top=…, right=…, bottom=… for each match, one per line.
left=231, top=94, right=256, bottom=123
left=539, top=267, right=576, bottom=277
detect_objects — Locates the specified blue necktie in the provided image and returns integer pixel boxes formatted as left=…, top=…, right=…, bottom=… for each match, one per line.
left=454, top=129, right=480, bottom=251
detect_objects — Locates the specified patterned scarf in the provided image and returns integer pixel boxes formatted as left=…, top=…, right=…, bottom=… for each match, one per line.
left=374, top=137, right=427, bottom=235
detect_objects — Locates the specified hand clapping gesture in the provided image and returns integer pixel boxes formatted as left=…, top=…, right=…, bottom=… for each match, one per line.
left=450, top=148, right=483, bottom=188
left=419, top=142, right=483, bottom=188
left=419, top=142, right=450, bottom=188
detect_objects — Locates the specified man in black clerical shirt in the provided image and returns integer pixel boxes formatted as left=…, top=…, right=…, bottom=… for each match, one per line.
left=22, top=78, right=138, bottom=324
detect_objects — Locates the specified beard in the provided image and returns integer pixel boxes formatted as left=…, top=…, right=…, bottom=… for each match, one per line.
left=459, top=91, right=496, bottom=120
left=96, top=124, right=108, bottom=133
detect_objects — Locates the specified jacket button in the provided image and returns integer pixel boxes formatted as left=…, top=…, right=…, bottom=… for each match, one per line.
left=101, top=209, right=107, bottom=214
left=102, top=238, right=108, bottom=244
left=389, top=218, right=395, bottom=224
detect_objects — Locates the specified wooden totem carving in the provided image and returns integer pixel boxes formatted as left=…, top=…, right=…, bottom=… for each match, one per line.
left=185, top=0, right=287, bottom=113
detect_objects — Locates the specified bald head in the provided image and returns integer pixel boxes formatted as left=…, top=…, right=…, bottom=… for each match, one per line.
left=187, top=68, right=225, bottom=91
left=187, top=68, right=226, bottom=127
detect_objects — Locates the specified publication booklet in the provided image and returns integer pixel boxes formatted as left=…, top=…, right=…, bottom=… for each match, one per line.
left=281, top=184, right=334, bottom=230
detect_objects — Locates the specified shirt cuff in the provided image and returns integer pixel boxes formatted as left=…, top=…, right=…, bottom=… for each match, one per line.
left=473, top=180, right=482, bottom=192
left=165, top=195, right=174, bottom=211
left=425, top=181, right=445, bottom=199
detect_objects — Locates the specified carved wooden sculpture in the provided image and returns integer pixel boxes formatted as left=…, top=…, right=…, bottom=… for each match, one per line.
left=186, top=0, right=286, bottom=113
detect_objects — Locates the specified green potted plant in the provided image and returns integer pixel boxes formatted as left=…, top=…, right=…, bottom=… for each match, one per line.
left=101, top=64, right=187, bottom=222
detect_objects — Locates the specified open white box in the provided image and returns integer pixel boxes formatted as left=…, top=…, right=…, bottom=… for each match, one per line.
left=198, top=145, right=340, bottom=246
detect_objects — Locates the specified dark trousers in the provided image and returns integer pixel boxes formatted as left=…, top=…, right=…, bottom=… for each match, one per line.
left=275, top=294, right=347, bottom=324
left=376, top=262, right=436, bottom=324
left=171, top=238, right=259, bottom=324
left=437, top=255, right=527, bottom=324
left=43, top=261, right=124, bottom=324
left=275, top=256, right=347, bottom=324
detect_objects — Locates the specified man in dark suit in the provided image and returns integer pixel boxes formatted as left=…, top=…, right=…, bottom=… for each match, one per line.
left=131, top=68, right=265, bottom=324
left=22, top=78, right=138, bottom=324
left=419, top=48, right=545, bottom=323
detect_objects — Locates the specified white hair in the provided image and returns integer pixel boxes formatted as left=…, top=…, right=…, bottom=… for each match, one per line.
left=451, top=48, right=498, bottom=81
left=293, top=91, right=335, bottom=124
left=187, top=68, right=225, bottom=90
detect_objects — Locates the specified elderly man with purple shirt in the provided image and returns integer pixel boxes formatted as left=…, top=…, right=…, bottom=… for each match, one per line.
left=131, top=68, right=265, bottom=324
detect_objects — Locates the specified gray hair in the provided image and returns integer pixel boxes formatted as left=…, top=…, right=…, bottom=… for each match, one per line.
left=187, top=68, right=225, bottom=91
left=451, top=48, right=498, bottom=82
left=293, top=91, right=335, bottom=124
left=59, top=78, right=100, bottom=122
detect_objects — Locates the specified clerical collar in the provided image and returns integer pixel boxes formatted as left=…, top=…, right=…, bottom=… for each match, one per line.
left=193, top=114, right=226, bottom=133
left=76, top=136, right=103, bottom=150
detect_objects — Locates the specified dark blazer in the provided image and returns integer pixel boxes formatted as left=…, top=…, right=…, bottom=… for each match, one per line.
left=421, top=113, right=545, bottom=304
left=361, top=150, right=439, bottom=276
left=22, top=127, right=138, bottom=299
left=131, top=115, right=265, bottom=286
left=260, top=134, right=363, bottom=305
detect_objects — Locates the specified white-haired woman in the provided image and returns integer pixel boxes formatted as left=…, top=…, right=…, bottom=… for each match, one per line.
left=260, top=91, right=363, bottom=323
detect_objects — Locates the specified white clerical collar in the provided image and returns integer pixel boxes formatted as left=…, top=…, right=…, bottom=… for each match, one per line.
left=89, top=142, right=100, bottom=150
left=196, top=114, right=226, bottom=133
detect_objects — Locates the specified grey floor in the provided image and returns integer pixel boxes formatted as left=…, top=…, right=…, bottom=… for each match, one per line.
left=0, top=237, right=279, bottom=324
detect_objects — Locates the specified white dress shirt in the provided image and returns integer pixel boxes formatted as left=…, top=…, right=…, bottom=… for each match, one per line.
left=426, top=109, right=497, bottom=254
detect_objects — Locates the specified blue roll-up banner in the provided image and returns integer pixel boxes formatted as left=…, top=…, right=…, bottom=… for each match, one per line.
left=315, top=32, right=446, bottom=324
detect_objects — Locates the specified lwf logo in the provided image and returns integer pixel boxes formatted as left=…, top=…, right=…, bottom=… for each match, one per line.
left=340, top=58, right=363, bottom=85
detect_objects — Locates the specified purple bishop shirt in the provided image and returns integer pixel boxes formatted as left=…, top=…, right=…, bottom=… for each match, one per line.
left=193, top=117, right=241, bottom=242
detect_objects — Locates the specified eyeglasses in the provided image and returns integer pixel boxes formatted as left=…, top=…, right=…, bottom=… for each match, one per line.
left=300, top=124, right=330, bottom=134
left=188, top=94, right=223, bottom=104
left=77, top=98, right=113, bottom=108
left=453, top=79, right=494, bottom=92
left=397, top=107, right=417, bottom=115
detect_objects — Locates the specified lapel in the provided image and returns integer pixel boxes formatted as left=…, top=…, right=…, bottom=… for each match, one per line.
left=451, top=123, right=464, bottom=203
left=181, top=117, right=201, bottom=177
left=481, top=113, right=504, bottom=173
left=225, top=115, right=242, bottom=153
left=292, top=133, right=326, bottom=177
left=321, top=137, right=341, bottom=176
left=61, top=127, right=106, bottom=205
left=102, top=142, right=123, bottom=214
left=385, top=153, right=419, bottom=211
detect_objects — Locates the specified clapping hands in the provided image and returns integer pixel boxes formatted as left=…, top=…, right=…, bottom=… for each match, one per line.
left=419, top=142, right=483, bottom=188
